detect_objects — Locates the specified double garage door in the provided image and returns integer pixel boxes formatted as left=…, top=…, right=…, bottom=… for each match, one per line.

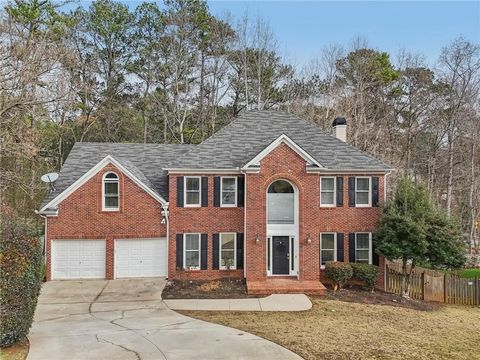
left=51, top=238, right=167, bottom=280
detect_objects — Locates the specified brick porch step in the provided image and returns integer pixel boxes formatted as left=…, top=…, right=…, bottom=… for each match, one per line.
left=247, top=278, right=327, bottom=296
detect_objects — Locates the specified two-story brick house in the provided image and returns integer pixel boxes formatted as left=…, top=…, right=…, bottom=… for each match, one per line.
left=39, top=111, right=392, bottom=294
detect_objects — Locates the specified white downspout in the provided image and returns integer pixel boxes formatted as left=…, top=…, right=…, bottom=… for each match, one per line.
left=35, top=210, right=47, bottom=265
left=240, top=170, right=247, bottom=278
left=162, top=204, right=170, bottom=279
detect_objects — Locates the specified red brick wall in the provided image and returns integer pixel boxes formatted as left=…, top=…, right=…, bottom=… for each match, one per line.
left=46, top=164, right=166, bottom=280
left=168, top=174, right=244, bottom=280
left=244, top=143, right=385, bottom=287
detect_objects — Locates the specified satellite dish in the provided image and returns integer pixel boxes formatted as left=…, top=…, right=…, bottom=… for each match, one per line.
left=41, top=172, right=59, bottom=193
left=41, top=172, right=59, bottom=183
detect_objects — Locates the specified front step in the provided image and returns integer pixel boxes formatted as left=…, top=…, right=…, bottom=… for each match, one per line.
left=247, top=279, right=327, bottom=296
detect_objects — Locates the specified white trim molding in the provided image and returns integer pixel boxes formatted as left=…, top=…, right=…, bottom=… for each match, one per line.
left=184, top=176, right=201, bottom=207
left=102, top=172, right=120, bottom=212
left=219, top=232, right=237, bottom=270
left=39, top=155, right=168, bottom=213
left=165, top=168, right=242, bottom=174
left=320, top=176, right=336, bottom=207
left=242, top=134, right=323, bottom=170
left=220, top=176, right=237, bottom=207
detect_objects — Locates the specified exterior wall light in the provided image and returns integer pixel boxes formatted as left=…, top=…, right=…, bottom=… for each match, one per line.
left=255, top=234, right=260, bottom=243
left=306, top=234, right=312, bottom=244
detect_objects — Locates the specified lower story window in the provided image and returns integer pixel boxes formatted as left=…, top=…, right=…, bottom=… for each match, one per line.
left=355, top=233, right=372, bottom=264
left=220, top=233, right=236, bottom=269
left=320, top=233, right=336, bottom=267
left=184, top=233, right=200, bottom=269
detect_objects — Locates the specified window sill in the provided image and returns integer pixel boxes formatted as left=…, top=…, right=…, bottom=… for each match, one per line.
left=219, top=268, right=237, bottom=271
left=319, top=205, right=336, bottom=208
left=184, top=204, right=201, bottom=208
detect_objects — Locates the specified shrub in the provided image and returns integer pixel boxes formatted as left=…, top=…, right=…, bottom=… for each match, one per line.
left=351, top=263, right=380, bottom=291
left=0, top=210, right=43, bottom=347
left=325, top=262, right=353, bottom=292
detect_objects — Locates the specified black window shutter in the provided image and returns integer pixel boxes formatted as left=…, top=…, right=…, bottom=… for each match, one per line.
left=372, top=177, right=379, bottom=207
left=237, top=176, right=245, bottom=207
left=176, top=234, right=183, bottom=268
left=200, top=234, right=208, bottom=270
left=372, top=234, right=379, bottom=265
left=337, top=233, right=344, bottom=262
left=176, top=177, right=184, bottom=207
left=336, top=177, right=344, bottom=207
left=201, top=177, right=208, bottom=207
left=349, top=233, right=356, bottom=263
left=348, top=177, right=356, bottom=207
left=213, top=177, right=220, bottom=207
left=236, top=233, right=244, bottom=269
left=212, top=234, right=219, bottom=269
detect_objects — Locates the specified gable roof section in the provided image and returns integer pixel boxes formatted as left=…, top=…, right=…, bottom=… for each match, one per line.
left=168, top=110, right=392, bottom=172
left=39, top=142, right=194, bottom=213
left=243, top=134, right=322, bottom=170
left=40, top=155, right=167, bottom=213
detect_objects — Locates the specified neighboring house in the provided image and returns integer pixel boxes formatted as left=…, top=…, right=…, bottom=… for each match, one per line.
left=38, top=111, right=392, bottom=294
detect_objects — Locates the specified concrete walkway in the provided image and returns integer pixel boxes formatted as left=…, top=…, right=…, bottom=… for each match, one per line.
left=164, top=294, right=312, bottom=311
left=28, top=278, right=302, bottom=360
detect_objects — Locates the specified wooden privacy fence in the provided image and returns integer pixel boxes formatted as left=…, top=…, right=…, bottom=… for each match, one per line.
left=386, top=266, right=480, bottom=306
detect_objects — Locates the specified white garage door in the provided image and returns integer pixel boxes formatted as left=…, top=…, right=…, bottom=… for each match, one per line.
left=115, top=238, right=167, bottom=278
left=52, top=240, right=106, bottom=280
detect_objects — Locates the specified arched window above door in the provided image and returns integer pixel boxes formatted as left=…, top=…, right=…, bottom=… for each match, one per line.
left=267, top=180, right=295, bottom=224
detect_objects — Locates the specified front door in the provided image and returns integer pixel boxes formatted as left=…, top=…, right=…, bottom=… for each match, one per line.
left=272, top=236, right=290, bottom=275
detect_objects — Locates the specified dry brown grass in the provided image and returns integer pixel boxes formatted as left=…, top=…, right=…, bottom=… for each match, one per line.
left=182, top=299, right=480, bottom=360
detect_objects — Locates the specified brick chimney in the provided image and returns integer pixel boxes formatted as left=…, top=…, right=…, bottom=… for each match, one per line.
left=332, top=117, right=347, bottom=142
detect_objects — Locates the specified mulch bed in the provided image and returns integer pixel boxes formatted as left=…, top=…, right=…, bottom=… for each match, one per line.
left=0, top=338, right=29, bottom=360
left=162, top=279, right=260, bottom=299
left=322, top=285, right=442, bottom=311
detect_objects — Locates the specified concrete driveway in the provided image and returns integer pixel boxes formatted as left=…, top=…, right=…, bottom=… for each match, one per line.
left=28, top=278, right=301, bottom=360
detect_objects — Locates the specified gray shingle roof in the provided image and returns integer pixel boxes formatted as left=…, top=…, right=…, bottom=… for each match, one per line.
left=40, top=143, right=194, bottom=209
left=169, top=110, right=392, bottom=171
left=41, top=110, right=391, bottom=211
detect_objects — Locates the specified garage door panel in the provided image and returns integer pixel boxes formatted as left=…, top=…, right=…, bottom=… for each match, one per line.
left=115, top=239, right=167, bottom=278
left=52, top=240, right=106, bottom=280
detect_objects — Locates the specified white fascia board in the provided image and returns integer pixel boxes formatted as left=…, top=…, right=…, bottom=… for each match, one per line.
left=165, top=168, right=242, bottom=174
left=242, top=134, right=322, bottom=170
left=40, top=155, right=168, bottom=213
left=306, top=167, right=393, bottom=174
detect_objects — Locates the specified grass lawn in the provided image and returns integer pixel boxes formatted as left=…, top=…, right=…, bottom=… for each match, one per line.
left=0, top=339, right=29, bottom=360
left=457, top=268, right=480, bottom=278
left=182, top=292, right=480, bottom=360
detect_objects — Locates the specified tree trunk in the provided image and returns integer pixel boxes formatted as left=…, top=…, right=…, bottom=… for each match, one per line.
left=446, top=128, right=454, bottom=216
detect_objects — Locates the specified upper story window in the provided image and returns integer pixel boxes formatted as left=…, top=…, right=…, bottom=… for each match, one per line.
left=267, top=180, right=294, bottom=224
left=320, top=177, right=336, bottom=207
left=355, top=233, right=372, bottom=264
left=185, top=176, right=201, bottom=207
left=103, top=172, right=119, bottom=211
left=221, top=177, right=237, bottom=207
left=355, top=177, right=371, bottom=207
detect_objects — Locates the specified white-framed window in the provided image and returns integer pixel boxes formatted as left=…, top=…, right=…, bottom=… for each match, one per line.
left=221, top=177, right=237, bottom=207
left=355, top=233, right=372, bottom=264
left=102, top=172, right=119, bottom=211
left=320, top=233, right=336, bottom=268
left=219, top=233, right=236, bottom=270
left=184, top=233, right=201, bottom=269
left=355, top=177, right=371, bottom=207
left=320, top=177, right=336, bottom=207
left=184, top=176, right=201, bottom=207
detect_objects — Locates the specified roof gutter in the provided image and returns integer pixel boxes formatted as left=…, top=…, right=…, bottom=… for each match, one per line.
left=165, top=168, right=242, bottom=175
left=305, top=167, right=394, bottom=174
